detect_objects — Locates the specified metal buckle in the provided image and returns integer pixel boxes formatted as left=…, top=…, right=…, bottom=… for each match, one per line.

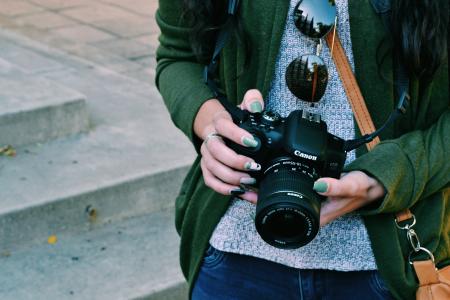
left=407, top=228, right=421, bottom=252
left=395, top=214, right=416, bottom=230
left=408, top=247, right=435, bottom=265
left=395, top=212, right=435, bottom=265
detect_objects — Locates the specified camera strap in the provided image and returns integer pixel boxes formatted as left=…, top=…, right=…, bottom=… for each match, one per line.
left=370, top=0, right=411, bottom=99
left=325, top=34, right=380, bottom=151
left=324, top=32, right=410, bottom=152
left=203, top=0, right=245, bottom=123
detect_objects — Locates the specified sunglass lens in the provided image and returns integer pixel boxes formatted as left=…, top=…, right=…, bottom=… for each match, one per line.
left=286, top=55, right=328, bottom=103
left=294, top=0, right=336, bottom=39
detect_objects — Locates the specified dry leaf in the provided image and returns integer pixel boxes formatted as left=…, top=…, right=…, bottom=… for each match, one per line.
left=1, top=251, right=11, bottom=257
left=48, top=235, right=58, bottom=245
left=0, top=145, right=16, bottom=157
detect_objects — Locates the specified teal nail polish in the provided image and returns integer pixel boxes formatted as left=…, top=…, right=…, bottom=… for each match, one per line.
left=242, top=136, right=258, bottom=148
left=240, top=177, right=257, bottom=185
left=313, top=181, right=328, bottom=193
left=244, top=162, right=261, bottom=171
left=250, top=101, right=263, bottom=113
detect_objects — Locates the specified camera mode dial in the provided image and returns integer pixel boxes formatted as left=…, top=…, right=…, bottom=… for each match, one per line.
left=261, top=111, right=281, bottom=126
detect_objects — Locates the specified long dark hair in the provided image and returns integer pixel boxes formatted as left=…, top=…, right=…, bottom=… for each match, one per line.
left=181, top=0, right=248, bottom=65
left=183, top=0, right=448, bottom=81
left=391, top=0, right=448, bottom=81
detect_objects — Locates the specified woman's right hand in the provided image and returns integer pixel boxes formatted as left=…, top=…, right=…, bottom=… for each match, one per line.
left=194, top=89, right=266, bottom=204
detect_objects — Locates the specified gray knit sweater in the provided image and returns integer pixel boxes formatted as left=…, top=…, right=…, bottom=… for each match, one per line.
left=209, top=0, right=377, bottom=271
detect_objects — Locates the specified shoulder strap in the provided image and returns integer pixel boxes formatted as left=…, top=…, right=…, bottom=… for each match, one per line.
left=325, top=34, right=380, bottom=151
left=326, top=27, right=437, bottom=281
left=370, top=0, right=410, bottom=98
left=204, top=0, right=245, bottom=123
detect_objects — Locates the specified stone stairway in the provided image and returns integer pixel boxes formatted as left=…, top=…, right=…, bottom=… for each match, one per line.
left=0, top=28, right=194, bottom=299
left=0, top=58, right=89, bottom=147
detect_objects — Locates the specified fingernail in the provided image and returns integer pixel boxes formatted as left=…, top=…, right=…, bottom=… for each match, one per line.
left=240, top=177, right=257, bottom=185
left=230, top=188, right=246, bottom=196
left=250, top=101, right=263, bottom=113
left=242, top=136, right=258, bottom=148
left=244, top=162, right=261, bottom=171
left=313, top=181, right=328, bottom=193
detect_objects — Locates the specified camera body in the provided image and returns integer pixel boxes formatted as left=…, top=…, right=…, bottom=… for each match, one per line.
left=226, top=109, right=347, bottom=249
left=230, top=109, right=347, bottom=179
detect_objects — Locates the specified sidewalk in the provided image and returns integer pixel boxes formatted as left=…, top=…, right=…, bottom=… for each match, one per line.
left=0, top=2, right=191, bottom=299
left=0, top=0, right=159, bottom=83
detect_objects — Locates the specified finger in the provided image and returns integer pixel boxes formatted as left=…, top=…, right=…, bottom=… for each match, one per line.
left=240, top=89, right=264, bottom=113
left=319, top=198, right=347, bottom=226
left=214, top=112, right=260, bottom=148
left=200, top=158, right=245, bottom=196
left=202, top=147, right=253, bottom=185
left=238, top=191, right=258, bottom=204
left=203, top=133, right=261, bottom=171
left=313, top=177, right=359, bottom=198
left=319, top=196, right=367, bottom=227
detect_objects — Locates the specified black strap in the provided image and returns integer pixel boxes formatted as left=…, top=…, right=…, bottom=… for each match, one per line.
left=343, top=91, right=409, bottom=151
left=204, top=0, right=245, bottom=123
left=343, top=0, right=410, bottom=151
left=370, top=0, right=410, bottom=97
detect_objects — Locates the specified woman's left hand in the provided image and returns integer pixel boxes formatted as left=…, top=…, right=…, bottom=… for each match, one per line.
left=313, top=171, right=386, bottom=226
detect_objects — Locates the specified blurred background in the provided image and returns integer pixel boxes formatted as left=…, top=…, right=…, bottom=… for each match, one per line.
left=0, top=1, right=195, bottom=299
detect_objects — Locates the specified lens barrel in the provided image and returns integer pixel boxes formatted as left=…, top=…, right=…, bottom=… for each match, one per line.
left=255, top=158, right=322, bottom=249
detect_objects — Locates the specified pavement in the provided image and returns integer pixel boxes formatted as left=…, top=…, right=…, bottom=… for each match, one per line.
left=0, top=0, right=159, bottom=83
left=0, top=1, right=194, bottom=299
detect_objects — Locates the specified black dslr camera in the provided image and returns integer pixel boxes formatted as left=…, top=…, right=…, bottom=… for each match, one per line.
left=226, top=109, right=347, bottom=249
left=222, top=90, right=408, bottom=249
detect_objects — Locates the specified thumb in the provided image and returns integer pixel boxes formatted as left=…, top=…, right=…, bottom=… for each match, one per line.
left=313, top=177, right=354, bottom=197
left=240, top=89, right=264, bottom=113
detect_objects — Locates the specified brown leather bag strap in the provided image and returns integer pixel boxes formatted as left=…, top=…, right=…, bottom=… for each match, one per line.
left=325, top=33, right=380, bottom=151
left=413, top=260, right=440, bottom=285
left=325, top=33, right=413, bottom=224
left=326, top=29, right=440, bottom=295
left=396, top=208, right=414, bottom=223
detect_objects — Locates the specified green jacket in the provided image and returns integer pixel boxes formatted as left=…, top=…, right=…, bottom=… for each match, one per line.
left=155, top=0, right=450, bottom=299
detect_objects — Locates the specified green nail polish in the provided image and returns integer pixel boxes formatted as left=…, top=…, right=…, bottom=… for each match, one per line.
left=242, top=136, right=258, bottom=147
left=244, top=162, right=261, bottom=171
left=240, top=177, right=257, bottom=185
left=250, top=101, right=263, bottom=113
left=313, top=181, right=328, bottom=193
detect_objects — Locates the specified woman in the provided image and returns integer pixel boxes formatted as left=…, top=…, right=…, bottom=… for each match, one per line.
left=155, top=0, right=449, bottom=299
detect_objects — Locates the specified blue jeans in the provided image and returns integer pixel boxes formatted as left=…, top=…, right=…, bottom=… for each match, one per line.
left=192, top=245, right=394, bottom=300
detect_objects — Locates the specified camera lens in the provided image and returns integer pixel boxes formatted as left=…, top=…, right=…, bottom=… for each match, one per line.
left=255, top=158, right=322, bottom=249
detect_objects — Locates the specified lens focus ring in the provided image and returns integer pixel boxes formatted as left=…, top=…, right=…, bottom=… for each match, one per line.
left=255, top=159, right=322, bottom=249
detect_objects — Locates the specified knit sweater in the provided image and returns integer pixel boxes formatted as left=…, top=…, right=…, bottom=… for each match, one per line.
left=209, top=0, right=377, bottom=271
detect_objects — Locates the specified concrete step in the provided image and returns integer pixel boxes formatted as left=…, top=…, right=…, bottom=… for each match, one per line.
left=0, top=28, right=193, bottom=300
left=0, top=29, right=196, bottom=253
left=0, top=58, right=89, bottom=147
left=0, top=209, right=188, bottom=300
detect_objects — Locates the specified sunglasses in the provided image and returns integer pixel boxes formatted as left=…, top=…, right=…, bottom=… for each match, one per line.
left=285, top=0, right=337, bottom=103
